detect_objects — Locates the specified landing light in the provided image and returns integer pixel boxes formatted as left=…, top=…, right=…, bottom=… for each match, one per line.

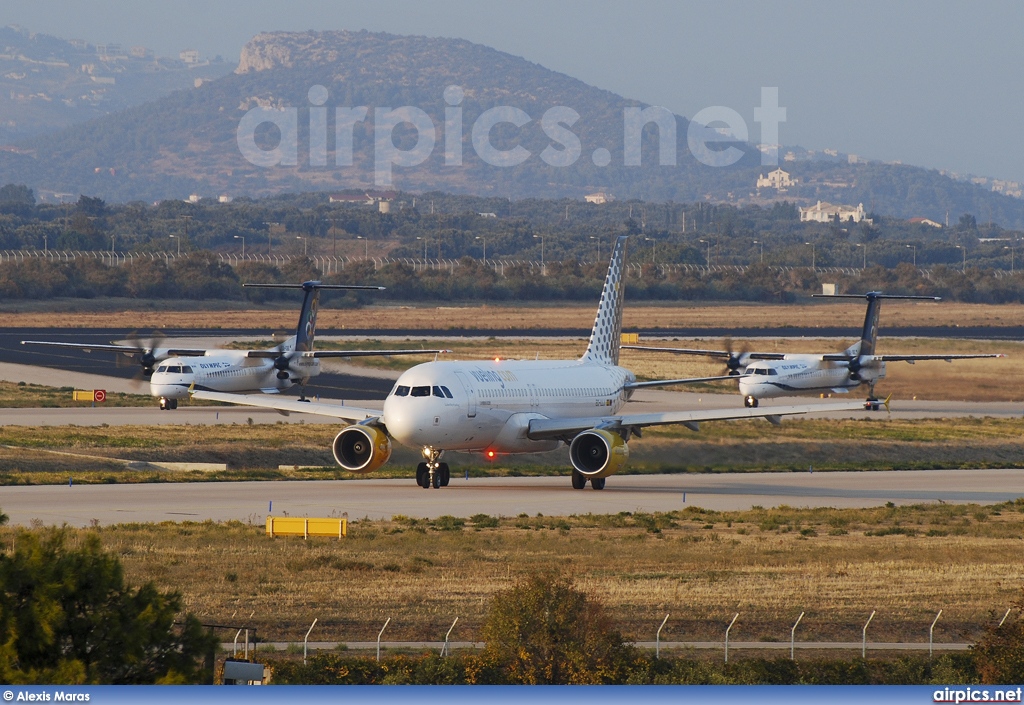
left=485, top=450, right=496, bottom=460
left=494, top=356, right=500, bottom=362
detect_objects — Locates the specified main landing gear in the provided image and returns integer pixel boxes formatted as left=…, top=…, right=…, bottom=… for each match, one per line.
left=571, top=469, right=605, bottom=490
left=863, top=384, right=882, bottom=411
left=159, top=397, right=177, bottom=410
left=743, top=395, right=759, bottom=408
left=416, top=447, right=450, bottom=489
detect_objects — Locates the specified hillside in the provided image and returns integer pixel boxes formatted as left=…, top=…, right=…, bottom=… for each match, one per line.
left=0, top=25, right=235, bottom=146
left=2, top=29, right=1023, bottom=227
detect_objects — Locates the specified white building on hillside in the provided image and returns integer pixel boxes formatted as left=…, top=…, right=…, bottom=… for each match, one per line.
left=799, top=201, right=871, bottom=224
left=756, top=168, right=796, bottom=191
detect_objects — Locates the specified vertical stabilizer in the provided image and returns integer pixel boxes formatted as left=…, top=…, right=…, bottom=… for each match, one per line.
left=581, top=235, right=628, bottom=365
left=852, top=291, right=883, bottom=357
left=294, top=280, right=322, bottom=352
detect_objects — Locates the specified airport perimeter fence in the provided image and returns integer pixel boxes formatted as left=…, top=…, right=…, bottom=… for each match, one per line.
left=219, top=608, right=1017, bottom=663
left=0, top=248, right=939, bottom=280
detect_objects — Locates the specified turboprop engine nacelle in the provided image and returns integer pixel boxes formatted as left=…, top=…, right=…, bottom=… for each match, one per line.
left=568, top=429, right=629, bottom=479
left=332, top=425, right=392, bottom=473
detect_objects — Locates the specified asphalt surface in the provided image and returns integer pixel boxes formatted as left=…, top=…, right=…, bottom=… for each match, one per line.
left=3, top=469, right=1022, bottom=527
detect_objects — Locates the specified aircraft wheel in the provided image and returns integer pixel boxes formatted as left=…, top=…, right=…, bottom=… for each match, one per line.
left=439, top=463, right=450, bottom=487
left=864, top=397, right=881, bottom=411
left=744, top=395, right=759, bottom=408
left=571, top=470, right=587, bottom=490
left=416, top=462, right=429, bottom=488
left=590, top=477, right=606, bottom=490
left=431, top=469, right=441, bottom=489
left=169, top=398, right=178, bottom=410
left=159, top=397, right=169, bottom=411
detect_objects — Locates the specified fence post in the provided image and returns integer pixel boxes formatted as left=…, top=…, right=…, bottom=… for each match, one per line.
left=442, top=617, right=459, bottom=657
left=303, top=618, right=318, bottom=665
left=862, top=610, right=875, bottom=659
left=656, top=614, right=670, bottom=659
left=376, top=617, right=390, bottom=662
left=725, top=613, right=739, bottom=663
left=930, top=610, right=942, bottom=658
left=790, top=612, right=804, bottom=660
left=998, top=608, right=1013, bottom=628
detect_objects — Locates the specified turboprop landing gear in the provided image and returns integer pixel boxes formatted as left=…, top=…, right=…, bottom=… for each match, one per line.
left=419, top=448, right=447, bottom=489
left=743, top=395, right=759, bottom=408
left=159, top=397, right=177, bottom=410
left=864, top=384, right=881, bottom=411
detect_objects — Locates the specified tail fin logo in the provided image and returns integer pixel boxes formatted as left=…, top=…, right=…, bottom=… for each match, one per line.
left=582, top=235, right=628, bottom=366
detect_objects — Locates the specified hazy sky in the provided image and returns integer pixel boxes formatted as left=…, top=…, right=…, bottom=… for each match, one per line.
left=6, top=0, right=1023, bottom=183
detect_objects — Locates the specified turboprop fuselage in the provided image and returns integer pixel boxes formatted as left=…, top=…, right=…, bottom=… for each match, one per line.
left=150, top=344, right=321, bottom=400
left=737, top=354, right=884, bottom=400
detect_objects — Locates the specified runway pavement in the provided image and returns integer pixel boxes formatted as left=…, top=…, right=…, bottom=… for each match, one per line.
left=3, top=468, right=1022, bottom=527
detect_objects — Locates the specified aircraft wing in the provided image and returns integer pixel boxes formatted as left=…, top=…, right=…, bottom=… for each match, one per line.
left=622, top=345, right=786, bottom=361
left=870, top=353, right=1006, bottom=362
left=21, top=340, right=208, bottom=356
left=189, top=390, right=380, bottom=422
left=624, top=374, right=743, bottom=390
left=820, top=352, right=1006, bottom=362
left=526, top=400, right=869, bottom=441
left=245, top=349, right=449, bottom=359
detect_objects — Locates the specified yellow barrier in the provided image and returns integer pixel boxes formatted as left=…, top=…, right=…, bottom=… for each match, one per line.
left=620, top=333, right=640, bottom=344
left=266, top=516, right=347, bottom=539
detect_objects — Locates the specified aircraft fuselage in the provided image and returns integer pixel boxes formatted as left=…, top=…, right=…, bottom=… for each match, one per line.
left=382, top=359, right=635, bottom=453
left=738, top=354, right=885, bottom=400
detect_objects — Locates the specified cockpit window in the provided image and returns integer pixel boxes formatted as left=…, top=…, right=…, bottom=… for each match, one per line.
left=181, top=366, right=193, bottom=374
left=432, top=386, right=445, bottom=398
left=394, top=385, right=410, bottom=397
left=410, top=386, right=431, bottom=397
left=156, top=365, right=167, bottom=373
left=167, top=366, right=182, bottom=374
left=768, top=369, right=778, bottom=376
left=440, top=386, right=453, bottom=398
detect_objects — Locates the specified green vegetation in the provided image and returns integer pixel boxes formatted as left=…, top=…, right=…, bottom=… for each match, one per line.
left=1, top=190, right=1024, bottom=303
left=3, top=416, right=1024, bottom=485
left=0, top=527, right=215, bottom=684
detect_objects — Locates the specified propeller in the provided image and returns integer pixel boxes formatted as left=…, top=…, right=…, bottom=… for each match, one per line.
left=847, top=354, right=864, bottom=381
left=116, top=330, right=166, bottom=385
left=722, top=337, right=751, bottom=376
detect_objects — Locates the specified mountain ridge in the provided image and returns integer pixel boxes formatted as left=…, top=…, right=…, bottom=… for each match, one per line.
left=2, top=29, right=1023, bottom=228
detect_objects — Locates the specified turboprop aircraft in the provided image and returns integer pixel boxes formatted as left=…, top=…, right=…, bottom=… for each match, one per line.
left=22, top=281, right=447, bottom=410
left=624, top=292, right=1004, bottom=409
left=191, top=236, right=868, bottom=490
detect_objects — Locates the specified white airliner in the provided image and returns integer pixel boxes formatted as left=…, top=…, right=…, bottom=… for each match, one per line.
left=22, top=281, right=446, bottom=410
left=192, top=236, right=867, bottom=490
left=624, top=292, right=1005, bottom=408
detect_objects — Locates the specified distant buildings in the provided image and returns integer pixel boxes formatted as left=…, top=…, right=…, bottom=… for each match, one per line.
left=756, top=168, right=796, bottom=191
left=179, top=49, right=201, bottom=64
left=584, top=192, right=614, bottom=204
left=908, top=217, right=942, bottom=228
left=329, top=190, right=397, bottom=205
left=799, top=201, right=871, bottom=224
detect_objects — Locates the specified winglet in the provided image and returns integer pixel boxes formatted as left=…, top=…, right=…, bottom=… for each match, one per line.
left=883, top=393, right=892, bottom=413
left=187, top=381, right=195, bottom=397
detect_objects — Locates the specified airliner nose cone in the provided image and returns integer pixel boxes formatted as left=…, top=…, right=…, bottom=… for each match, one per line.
left=382, top=397, right=421, bottom=445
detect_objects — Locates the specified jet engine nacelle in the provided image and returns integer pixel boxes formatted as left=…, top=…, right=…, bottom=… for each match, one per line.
left=332, top=425, right=392, bottom=473
left=568, top=429, right=629, bottom=479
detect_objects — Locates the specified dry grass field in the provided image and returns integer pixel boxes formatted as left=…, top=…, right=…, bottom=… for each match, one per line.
left=13, top=503, right=1019, bottom=647
left=2, top=300, right=1024, bottom=331
left=3, top=416, right=1024, bottom=484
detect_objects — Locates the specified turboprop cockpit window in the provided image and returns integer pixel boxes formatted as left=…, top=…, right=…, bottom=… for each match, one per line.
left=394, top=386, right=410, bottom=396
left=156, top=366, right=167, bottom=373
left=182, top=366, right=193, bottom=374
left=440, top=386, right=453, bottom=398
left=432, top=386, right=445, bottom=398
left=167, top=366, right=182, bottom=374
left=411, top=386, right=431, bottom=397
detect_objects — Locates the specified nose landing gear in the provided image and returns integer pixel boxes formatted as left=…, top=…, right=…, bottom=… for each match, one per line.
left=743, top=395, right=759, bottom=408
left=417, top=448, right=450, bottom=489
